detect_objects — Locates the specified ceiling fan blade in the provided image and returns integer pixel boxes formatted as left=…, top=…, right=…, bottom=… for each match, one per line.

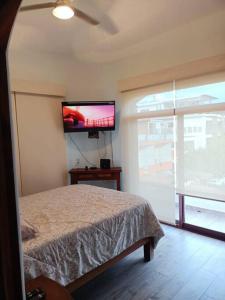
left=75, top=0, right=119, bottom=35
left=20, top=2, right=55, bottom=12
left=99, top=15, right=119, bottom=35
left=73, top=8, right=99, bottom=26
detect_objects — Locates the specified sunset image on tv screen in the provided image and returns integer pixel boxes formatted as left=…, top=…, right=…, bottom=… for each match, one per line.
left=63, top=105, right=115, bottom=131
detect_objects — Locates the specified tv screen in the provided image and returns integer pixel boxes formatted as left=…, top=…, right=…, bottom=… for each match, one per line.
left=62, top=101, right=115, bottom=132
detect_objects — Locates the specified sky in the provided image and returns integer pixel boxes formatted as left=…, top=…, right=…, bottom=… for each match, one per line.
left=137, top=81, right=225, bottom=107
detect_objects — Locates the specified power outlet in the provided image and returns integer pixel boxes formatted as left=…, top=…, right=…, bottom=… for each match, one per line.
left=75, top=158, right=80, bottom=167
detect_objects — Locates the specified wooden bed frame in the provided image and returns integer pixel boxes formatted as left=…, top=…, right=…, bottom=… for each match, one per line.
left=66, top=237, right=154, bottom=293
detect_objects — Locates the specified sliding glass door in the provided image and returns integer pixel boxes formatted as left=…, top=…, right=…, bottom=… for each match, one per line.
left=122, top=72, right=225, bottom=233
left=176, top=78, right=225, bottom=235
left=176, top=112, right=225, bottom=236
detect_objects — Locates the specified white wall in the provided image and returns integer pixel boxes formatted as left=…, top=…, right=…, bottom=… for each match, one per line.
left=65, top=60, right=121, bottom=172
left=8, top=9, right=225, bottom=189
left=8, top=50, right=70, bottom=84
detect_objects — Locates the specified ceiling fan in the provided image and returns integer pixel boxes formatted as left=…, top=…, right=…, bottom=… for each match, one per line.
left=20, top=0, right=117, bottom=33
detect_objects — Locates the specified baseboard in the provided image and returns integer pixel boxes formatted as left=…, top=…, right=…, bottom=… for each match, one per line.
left=159, top=220, right=178, bottom=228
left=160, top=220, right=225, bottom=242
left=182, top=223, right=225, bottom=242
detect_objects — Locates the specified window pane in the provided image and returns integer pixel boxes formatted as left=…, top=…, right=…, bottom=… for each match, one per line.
left=137, top=117, right=175, bottom=223
left=136, top=90, right=174, bottom=112
left=176, top=81, right=225, bottom=108
left=185, top=196, right=225, bottom=233
left=177, top=112, right=225, bottom=201
left=121, top=82, right=174, bottom=118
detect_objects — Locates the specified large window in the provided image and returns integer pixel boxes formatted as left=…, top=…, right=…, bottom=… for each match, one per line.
left=122, top=72, right=225, bottom=226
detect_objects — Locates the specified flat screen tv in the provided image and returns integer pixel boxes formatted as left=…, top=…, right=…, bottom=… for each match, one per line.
left=62, top=101, right=115, bottom=133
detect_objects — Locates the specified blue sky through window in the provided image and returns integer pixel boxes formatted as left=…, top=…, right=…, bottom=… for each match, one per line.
left=176, top=82, right=225, bottom=102
left=137, top=81, right=225, bottom=110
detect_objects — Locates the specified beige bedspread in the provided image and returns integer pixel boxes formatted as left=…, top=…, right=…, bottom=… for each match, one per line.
left=21, top=184, right=164, bottom=286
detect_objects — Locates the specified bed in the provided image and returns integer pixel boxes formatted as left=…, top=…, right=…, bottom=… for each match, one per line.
left=20, top=184, right=164, bottom=291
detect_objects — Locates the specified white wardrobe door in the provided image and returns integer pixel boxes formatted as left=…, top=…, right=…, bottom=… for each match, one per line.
left=15, top=93, right=67, bottom=196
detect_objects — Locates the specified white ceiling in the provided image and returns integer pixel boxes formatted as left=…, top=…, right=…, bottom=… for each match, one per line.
left=10, top=0, right=225, bottom=63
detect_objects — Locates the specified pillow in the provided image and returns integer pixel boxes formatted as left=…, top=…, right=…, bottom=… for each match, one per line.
left=20, top=218, right=38, bottom=241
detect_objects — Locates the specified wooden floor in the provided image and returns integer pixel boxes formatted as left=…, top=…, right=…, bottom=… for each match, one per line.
left=72, top=225, right=225, bottom=300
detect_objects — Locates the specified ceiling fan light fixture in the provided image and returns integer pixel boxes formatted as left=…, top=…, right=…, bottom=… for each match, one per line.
left=52, top=4, right=74, bottom=20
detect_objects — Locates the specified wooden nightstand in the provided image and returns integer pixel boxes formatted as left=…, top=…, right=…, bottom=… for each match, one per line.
left=26, top=276, right=72, bottom=300
left=69, top=167, right=122, bottom=191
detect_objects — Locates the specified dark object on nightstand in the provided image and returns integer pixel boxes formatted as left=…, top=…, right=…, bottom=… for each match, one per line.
left=88, top=130, right=99, bottom=139
left=100, top=159, right=111, bottom=169
left=26, top=276, right=71, bottom=300
left=69, top=167, right=122, bottom=191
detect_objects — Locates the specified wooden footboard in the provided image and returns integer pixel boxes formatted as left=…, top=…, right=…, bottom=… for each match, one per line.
left=66, top=237, right=154, bottom=293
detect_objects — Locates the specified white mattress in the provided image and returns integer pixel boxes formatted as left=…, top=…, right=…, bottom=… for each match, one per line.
left=21, top=184, right=164, bottom=286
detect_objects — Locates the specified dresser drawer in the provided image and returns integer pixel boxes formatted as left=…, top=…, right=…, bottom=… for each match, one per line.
left=77, top=174, right=95, bottom=180
left=97, top=173, right=113, bottom=179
